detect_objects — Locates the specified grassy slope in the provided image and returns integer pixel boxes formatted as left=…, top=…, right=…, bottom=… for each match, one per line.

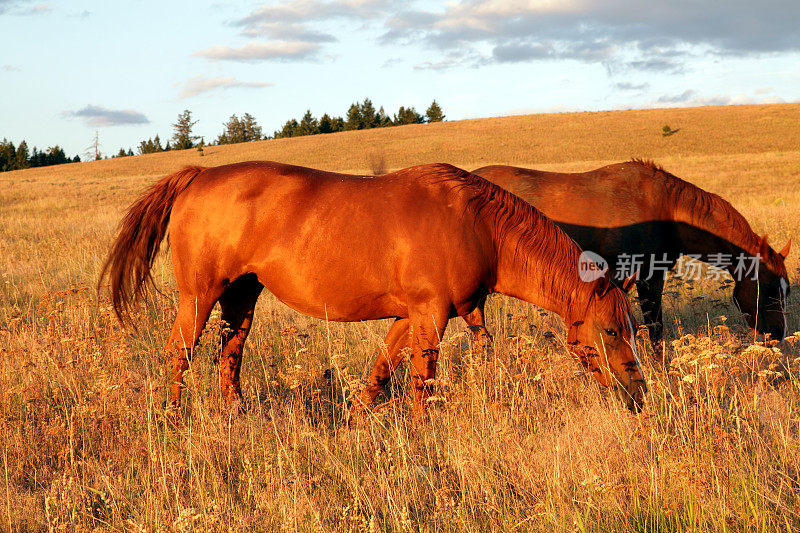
left=6, top=103, right=800, bottom=178
left=1, top=104, right=800, bottom=531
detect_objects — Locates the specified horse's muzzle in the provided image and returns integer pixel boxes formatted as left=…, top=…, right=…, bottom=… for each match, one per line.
left=624, top=379, right=647, bottom=413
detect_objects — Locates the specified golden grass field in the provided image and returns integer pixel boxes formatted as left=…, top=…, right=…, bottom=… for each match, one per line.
left=1, top=103, right=800, bottom=531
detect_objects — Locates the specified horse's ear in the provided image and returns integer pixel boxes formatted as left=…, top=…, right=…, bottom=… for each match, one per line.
left=594, top=269, right=612, bottom=297
left=759, top=234, right=770, bottom=255
left=621, top=271, right=638, bottom=293
left=779, top=238, right=792, bottom=260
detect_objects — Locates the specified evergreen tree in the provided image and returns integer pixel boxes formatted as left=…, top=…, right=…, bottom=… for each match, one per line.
left=127, top=149, right=134, bottom=157
left=116, top=148, right=128, bottom=158
left=330, top=116, right=345, bottom=132
left=377, top=106, right=392, bottom=127
left=0, top=139, right=16, bottom=171
left=19, top=144, right=68, bottom=168
left=45, top=146, right=67, bottom=165
left=360, top=98, right=378, bottom=129
left=73, top=155, right=81, bottom=163
left=274, top=119, right=299, bottom=139
left=137, top=136, right=164, bottom=155
left=295, top=110, right=318, bottom=136
left=30, top=147, right=44, bottom=167
left=171, top=109, right=199, bottom=150
left=15, top=140, right=30, bottom=169
left=394, top=106, right=424, bottom=125
left=218, top=113, right=264, bottom=144
left=217, top=114, right=242, bottom=145
left=241, top=113, right=263, bottom=142
left=345, top=103, right=363, bottom=130
left=425, top=100, right=445, bottom=122
left=318, top=113, right=333, bottom=134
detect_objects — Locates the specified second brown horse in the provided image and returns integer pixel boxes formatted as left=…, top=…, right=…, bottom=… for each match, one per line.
left=470, top=161, right=791, bottom=346
left=102, top=161, right=646, bottom=417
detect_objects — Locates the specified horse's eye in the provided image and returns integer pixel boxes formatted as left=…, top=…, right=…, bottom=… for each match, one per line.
left=604, top=329, right=617, bottom=338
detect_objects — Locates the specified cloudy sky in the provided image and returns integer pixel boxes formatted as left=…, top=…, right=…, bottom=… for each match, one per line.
left=2, top=0, right=799, bottom=158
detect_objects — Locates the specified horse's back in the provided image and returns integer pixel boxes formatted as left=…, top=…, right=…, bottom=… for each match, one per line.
left=473, top=162, right=670, bottom=227
left=168, top=161, right=495, bottom=321
left=472, top=162, right=678, bottom=265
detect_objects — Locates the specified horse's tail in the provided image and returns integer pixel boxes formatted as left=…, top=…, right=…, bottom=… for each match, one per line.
left=100, top=166, right=207, bottom=324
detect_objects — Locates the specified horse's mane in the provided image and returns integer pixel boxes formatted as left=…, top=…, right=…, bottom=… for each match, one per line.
left=402, top=163, right=588, bottom=304
left=630, top=159, right=752, bottom=237
left=628, top=159, right=786, bottom=271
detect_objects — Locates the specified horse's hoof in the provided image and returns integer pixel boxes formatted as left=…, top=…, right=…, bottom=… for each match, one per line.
left=162, top=401, right=181, bottom=425
left=224, top=397, right=246, bottom=417
left=346, top=406, right=370, bottom=429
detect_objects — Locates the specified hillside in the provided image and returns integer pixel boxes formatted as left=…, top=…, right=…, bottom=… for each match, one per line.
left=3, top=103, right=799, bottom=277
left=4, top=103, right=800, bottom=180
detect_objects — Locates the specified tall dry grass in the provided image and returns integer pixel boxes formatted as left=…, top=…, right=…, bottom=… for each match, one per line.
left=1, top=104, right=799, bottom=531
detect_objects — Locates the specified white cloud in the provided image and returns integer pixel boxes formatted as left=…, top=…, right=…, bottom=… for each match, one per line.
left=238, top=21, right=336, bottom=43
left=234, top=0, right=392, bottom=25
left=215, top=1, right=392, bottom=63
left=614, top=81, right=650, bottom=91
left=65, top=105, right=149, bottom=127
left=652, top=91, right=786, bottom=108
left=0, top=0, right=50, bottom=15
left=383, top=0, right=800, bottom=72
left=414, top=51, right=484, bottom=71
left=179, top=76, right=273, bottom=98
left=195, top=41, right=320, bottom=62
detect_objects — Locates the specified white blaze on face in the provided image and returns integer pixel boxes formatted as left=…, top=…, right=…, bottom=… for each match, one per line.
left=625, top=311, right=641, bottom=369
left=780, top=278, right=789, bottom=338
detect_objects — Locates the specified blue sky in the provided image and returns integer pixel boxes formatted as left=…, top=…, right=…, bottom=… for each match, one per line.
left=2, top=0, right=799, bottom=158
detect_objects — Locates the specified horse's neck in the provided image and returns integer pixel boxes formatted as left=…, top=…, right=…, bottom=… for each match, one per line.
left=492, top=229, right=585, bottom=320
left=674, top=223, right=755, bottom=259
left=670, top=190, right=761, bottom=272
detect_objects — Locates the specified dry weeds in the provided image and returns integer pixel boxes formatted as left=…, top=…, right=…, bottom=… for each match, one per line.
left=1, top=104, right=799, bottom=531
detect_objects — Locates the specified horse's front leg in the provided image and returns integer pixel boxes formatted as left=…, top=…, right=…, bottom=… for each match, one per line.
left=408, top=305, right=450, bottom=420
left=461, top=297, right=494, bottom=352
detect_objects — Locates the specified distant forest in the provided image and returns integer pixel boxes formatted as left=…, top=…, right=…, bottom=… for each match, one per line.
left=271, top=99, right=444, bottom=139
left=0, top=141, right=80, bottom=172
left=0, top=99, right=445, bottom=172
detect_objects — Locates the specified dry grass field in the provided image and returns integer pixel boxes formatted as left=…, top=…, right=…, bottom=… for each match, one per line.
left=1, top=103, right=800, bottom=531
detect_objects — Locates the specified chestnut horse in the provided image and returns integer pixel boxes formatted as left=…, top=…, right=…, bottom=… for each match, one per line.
left=101, top=161, right=646, bottom=416
left=468, top=160, right=791, bottom=347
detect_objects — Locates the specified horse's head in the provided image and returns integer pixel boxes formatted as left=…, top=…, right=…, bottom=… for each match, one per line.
left=732, top=236, right=791, bottom=341
left=567, top=271, right=646, bottom=412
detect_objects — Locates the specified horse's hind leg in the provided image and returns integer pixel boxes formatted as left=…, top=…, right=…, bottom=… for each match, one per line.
left=352, top=318, right=411, bottom=414
left=166, top=294, right=217, bottom=406
left=636, top=276, right=666, bottom=360
left=217, top=274, right=263, bottom=406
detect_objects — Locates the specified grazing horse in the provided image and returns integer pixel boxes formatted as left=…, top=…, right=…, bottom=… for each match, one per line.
left=468, top=160, right=791, bottom=348
left=101, top=161, right=646, bottom=417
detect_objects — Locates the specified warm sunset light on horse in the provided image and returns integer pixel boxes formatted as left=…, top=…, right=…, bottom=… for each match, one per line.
left=471, top=160, right=791, bottom=348
left=101, top=161, right=647, bottom=416
left=3, top=0, right=798, bottom=520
